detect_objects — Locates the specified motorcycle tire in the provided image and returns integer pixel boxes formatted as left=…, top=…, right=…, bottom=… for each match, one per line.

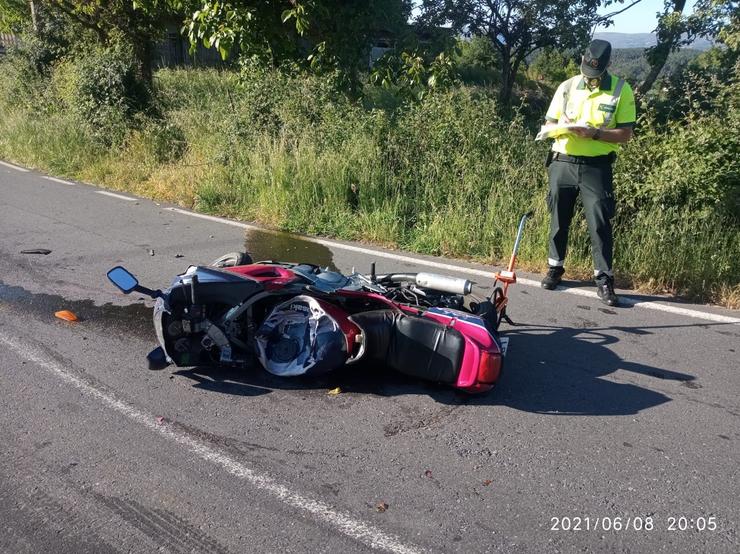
left=210, top=251, right=253, bottom=268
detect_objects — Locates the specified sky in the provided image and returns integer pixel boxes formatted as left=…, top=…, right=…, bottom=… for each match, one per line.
left=408, top=1, right=703, bottom=36
left=596, top=0, right=700, bottom=34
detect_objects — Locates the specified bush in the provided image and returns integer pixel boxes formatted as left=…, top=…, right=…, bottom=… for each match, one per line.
left=454, top=36, right=500, bottom=86
left=619, top=112, right=740, bottom=221
left=53, top=45, right=151, bottom=145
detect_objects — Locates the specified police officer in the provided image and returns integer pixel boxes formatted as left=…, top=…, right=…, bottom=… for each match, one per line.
left=540, top=39, right=636, bottom=306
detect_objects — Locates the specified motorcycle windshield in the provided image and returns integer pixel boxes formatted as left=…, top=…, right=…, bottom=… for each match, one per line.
left=255, top=295, right=347, bottom=376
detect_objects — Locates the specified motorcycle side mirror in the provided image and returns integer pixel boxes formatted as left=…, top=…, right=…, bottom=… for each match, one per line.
left=107, top=266, right=139, bottom=294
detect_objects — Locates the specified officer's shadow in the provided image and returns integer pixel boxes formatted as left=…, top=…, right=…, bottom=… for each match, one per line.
left=484, top=322, right=696, bottom=416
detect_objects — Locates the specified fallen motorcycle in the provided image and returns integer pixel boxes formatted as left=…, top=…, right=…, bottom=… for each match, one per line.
left=107, top=214, right=531, bottom=393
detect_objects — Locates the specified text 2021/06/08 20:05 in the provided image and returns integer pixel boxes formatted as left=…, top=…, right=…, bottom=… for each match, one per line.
left=550, top=516, right=719, bottom=532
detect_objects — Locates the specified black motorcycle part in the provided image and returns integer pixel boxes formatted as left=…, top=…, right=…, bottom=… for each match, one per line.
left=171, top=274, right=265, bottom=309
left=352, top=310, right=464, bottom=384
left=210, top=252, right=254, bottom=268
left=147, top=346, right=171, bottom=370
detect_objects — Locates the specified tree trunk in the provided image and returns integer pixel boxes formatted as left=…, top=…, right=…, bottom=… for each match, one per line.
left=132, top=37, right=154, bottom=86
left=638, top=54, right=668, bottom=96
left=637, top=0, right=687, bottom=96
left=28, top=0, right=38, bottom=33
left=498, top=50, right=514, bottom=107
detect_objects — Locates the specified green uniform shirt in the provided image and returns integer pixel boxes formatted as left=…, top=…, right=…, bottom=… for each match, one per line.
left=545, top=73, right=636, bottom=157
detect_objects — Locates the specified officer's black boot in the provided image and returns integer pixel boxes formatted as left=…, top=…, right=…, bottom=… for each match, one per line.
left=541, top=266, right=565, bottom=290
left=595, top=273, right=619, bottom=306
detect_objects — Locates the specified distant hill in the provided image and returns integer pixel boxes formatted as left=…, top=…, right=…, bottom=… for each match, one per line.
left=594, top=32, right=712, bottom=51
left=609, top=47, right=704, bottom=83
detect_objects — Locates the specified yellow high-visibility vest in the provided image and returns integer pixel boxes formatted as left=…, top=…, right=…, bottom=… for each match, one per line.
left=545, top=74, right=636, bottom=157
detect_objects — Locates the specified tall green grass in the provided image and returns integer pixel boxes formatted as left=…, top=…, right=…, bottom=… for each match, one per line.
left=1, top=64, right=738, bottom=306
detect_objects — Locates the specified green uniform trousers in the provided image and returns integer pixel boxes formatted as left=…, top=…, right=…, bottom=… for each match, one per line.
left=547, top=158, right=616, bottom=275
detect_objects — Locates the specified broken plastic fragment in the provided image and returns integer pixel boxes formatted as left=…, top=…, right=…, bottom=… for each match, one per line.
left=156, top=416, right=165, bottom=424
left=55, top=310, right=78, bottom=322
left=327, top=387, right=341, bottom=396
left=21, top=249, right=52, bottom=255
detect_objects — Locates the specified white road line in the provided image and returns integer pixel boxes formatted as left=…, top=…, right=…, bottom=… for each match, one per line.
left=95, top=191, right=138, bottom=202
left=0, top=160, right=30, bottom=172
left=167, top=208, right=740, bottom=325
left=0, top=333, right=425, bottom=554
left=44, top=176, right=76, bottom=185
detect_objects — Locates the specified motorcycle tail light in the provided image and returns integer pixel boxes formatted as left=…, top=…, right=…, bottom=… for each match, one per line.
left=477, top=351, right=502, bottom=384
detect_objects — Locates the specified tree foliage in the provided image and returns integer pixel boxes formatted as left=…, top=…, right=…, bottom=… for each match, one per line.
left=184, top=0, right=412, bottom=89
left=528, top=48, right=580, bottom=84
left=370, top=50, right=458, bottom=101
left=417, top=0, right=601, bottom=106
left=638, top=0, right=739, bottom=95
left=454, top=36, right=500, bottom=85
left=40, top=0, right=188, bottom=81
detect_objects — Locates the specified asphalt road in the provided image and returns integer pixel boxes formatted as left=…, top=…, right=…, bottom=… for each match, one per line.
left=1, top=162, right=738, bottom=554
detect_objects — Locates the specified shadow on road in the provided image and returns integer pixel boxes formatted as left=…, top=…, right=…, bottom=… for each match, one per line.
left=488, top=323, right=695, bottom=416
left=173, top=321, right=706, bottom=417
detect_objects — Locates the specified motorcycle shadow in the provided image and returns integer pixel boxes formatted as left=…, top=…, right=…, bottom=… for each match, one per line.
left=173, top=359, right=468, bottom=402
left=172, top=322, right=696, bottom=416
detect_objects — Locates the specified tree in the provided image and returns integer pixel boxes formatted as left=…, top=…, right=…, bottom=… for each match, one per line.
left=185, top=1, right=412, bottom=90
left=417, top=0, right=602, bottom=106
left=37, top=1, right=188, bottom=82
left=638, top=0, right=739, bottom=95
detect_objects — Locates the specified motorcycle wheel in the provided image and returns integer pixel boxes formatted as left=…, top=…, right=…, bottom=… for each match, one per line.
left=210, top=251, right=253, bottom=268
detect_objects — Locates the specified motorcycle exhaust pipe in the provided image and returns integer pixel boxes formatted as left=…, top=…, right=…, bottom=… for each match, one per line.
left=415, top=273, right=472, bottom=295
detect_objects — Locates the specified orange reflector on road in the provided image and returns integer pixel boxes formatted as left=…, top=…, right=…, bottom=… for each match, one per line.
left=55, top=310, right=79, bottom=322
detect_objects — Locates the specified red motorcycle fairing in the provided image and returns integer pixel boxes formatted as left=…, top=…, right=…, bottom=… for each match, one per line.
left=225, top=264, right=299, bottom=290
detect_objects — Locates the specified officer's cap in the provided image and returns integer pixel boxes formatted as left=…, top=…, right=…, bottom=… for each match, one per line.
left=581, top=39, right=612, bottom=78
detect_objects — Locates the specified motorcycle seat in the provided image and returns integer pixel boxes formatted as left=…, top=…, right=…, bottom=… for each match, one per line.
left=352, top=310, right=464, bottom=384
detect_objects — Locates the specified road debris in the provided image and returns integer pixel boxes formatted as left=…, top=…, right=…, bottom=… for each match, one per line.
left=375, top=501, right=389, bottom=513
left=20, top=249, right=52, bottom=255
left=148, top=249, right=155, bottom=256
left=327, top=387, right=341, bottom=396
left=55, top=310, right=79, bottom=322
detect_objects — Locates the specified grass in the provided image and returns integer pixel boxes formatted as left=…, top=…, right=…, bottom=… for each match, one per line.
left=1, top=66, right=738, bottom=308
